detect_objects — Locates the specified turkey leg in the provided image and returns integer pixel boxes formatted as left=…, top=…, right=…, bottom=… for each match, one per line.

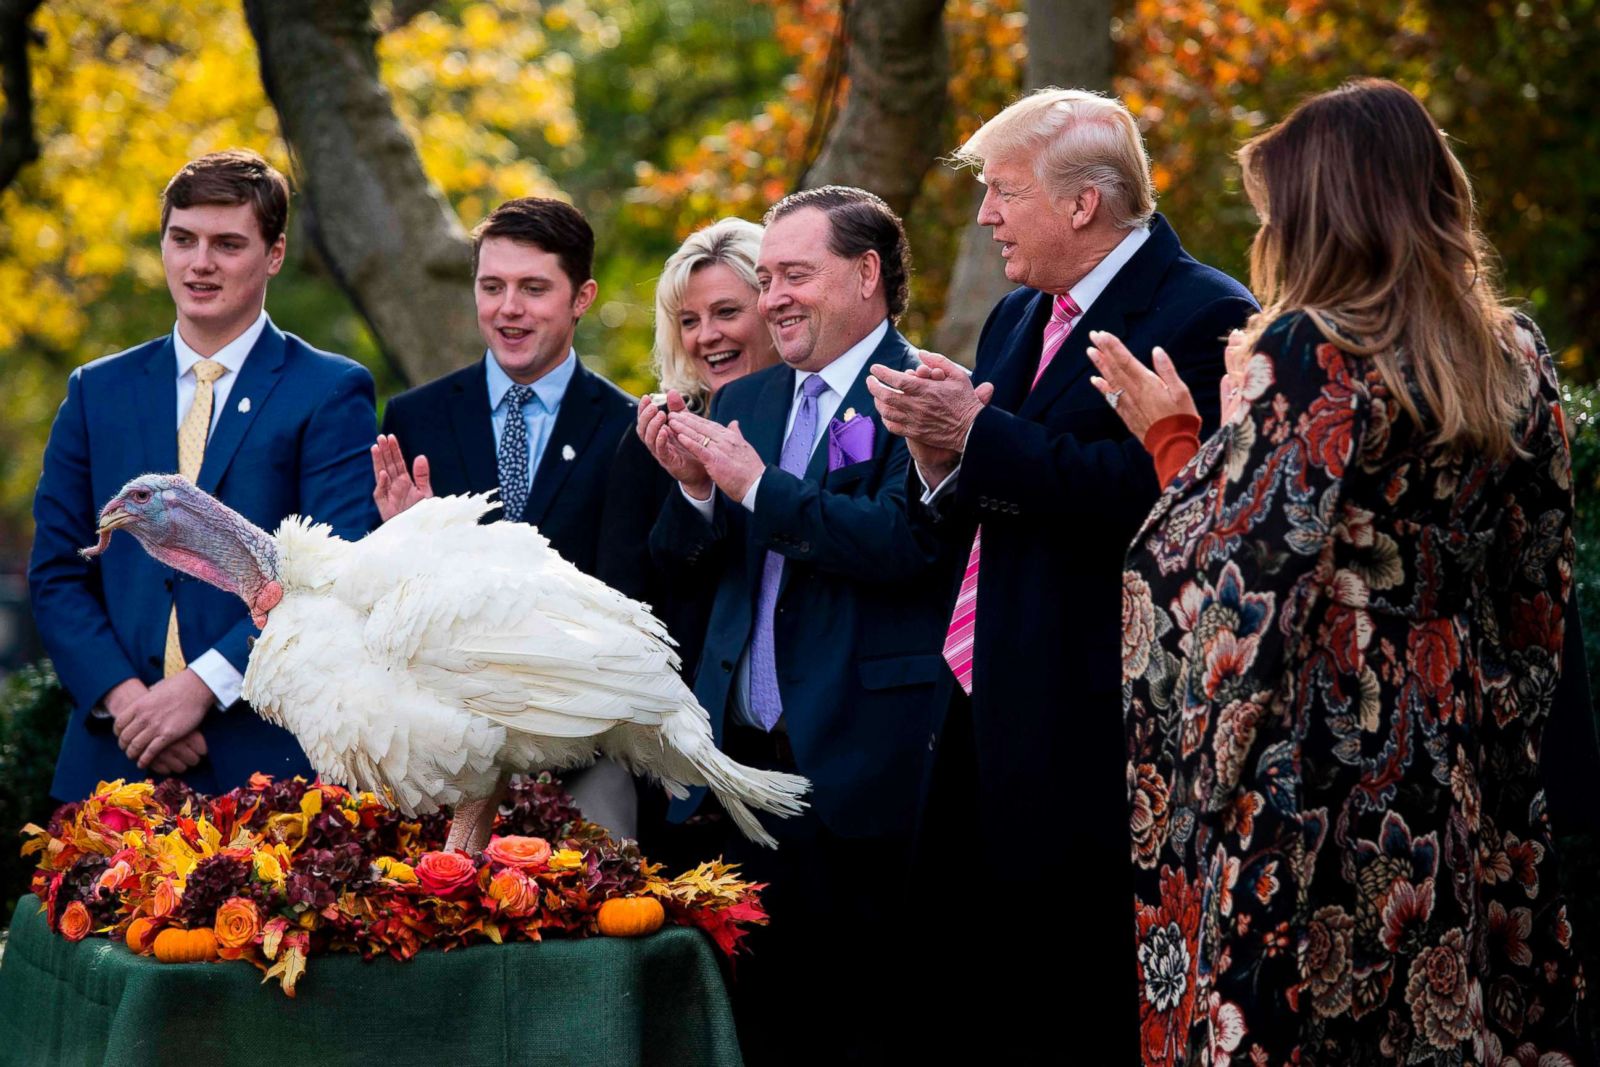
left=443, top=774, right=511, bottom=855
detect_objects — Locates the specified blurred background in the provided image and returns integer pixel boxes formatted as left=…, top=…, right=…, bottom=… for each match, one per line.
left=0, top=0, right=1596, bottom=920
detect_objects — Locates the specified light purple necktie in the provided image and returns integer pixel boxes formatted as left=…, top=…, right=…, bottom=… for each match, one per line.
left=748, top=373, right=830, bottom=731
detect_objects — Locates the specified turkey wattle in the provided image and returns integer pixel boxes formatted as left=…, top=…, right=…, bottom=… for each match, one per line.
left=84, top=473, right=810, bottom=853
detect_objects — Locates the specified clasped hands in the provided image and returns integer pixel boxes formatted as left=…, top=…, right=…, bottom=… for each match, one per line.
left=104, top=671, right=212, bottom=774
left=636, top=392, right=764, bottom=503
left=864, top=351, right=994, bottom=485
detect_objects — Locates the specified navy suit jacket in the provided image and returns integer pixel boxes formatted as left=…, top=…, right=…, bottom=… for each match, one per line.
left=652, top=328, right=951, bottom=839
left=914, top=214, right=1257, bottom=852
left=380, top=358, right=634, bottom=577
left=30, top=322, right=381, bottom=801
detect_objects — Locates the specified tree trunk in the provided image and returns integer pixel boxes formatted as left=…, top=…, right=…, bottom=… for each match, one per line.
left=0, top=0, right=43, bottom=195
left=799, top=0, right=949, bottom=220
left=932, top=0, right=1114, bottom=363
left=243, top=0, right=476, bottom=387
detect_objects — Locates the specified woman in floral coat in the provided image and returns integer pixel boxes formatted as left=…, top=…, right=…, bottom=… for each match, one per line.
left=1105, top=80, right=1590, bottom=1064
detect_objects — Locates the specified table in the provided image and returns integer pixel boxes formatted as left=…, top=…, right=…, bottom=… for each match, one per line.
left=0, top=895, right=743, bottom=1067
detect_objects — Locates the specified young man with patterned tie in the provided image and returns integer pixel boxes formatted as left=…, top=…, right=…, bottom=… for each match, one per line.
left=371, top=198, right=637, bottom=833
left=30, top=150, right=381, bottom=801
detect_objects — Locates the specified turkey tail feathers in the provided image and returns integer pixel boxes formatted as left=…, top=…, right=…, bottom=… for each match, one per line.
left=660, top=704, right=809, bottom=849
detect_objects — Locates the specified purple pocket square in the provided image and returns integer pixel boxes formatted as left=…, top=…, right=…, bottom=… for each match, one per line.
left=827, top=414, right=875, bottom=471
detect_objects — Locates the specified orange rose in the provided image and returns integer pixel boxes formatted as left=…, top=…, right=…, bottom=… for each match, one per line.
left=60, top=900, right=92, bottom=942
left=483, top=835, right=552, bottom=871
left=214, top=897, right=262, bottom=950
left=151, top=878, right=178, bottom=919
left=415, top=851, right=481, bottom=898
left=486, top=867, right=540, bottom=917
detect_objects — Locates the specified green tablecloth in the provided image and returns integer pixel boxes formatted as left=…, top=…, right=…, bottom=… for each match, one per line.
left=0, top=896, right=742, bottom=1067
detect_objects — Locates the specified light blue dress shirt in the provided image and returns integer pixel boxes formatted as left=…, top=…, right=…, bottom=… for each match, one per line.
left=485, top=348, right=577, bottom=492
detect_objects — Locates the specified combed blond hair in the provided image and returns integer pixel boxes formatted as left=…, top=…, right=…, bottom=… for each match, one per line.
left=652, top=218, right=765, bottom=400
left=1239, top=78, right=1523, bottom=459
left=952, top=87, right=1156, bottom=230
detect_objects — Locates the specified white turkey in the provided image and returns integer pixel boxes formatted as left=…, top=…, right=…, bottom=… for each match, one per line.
left=84, top=473, right=810, bottom=853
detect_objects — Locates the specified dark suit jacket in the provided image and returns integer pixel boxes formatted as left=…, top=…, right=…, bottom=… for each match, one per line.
left=915, top=214, right=1257, bottom=851
left=598, top=430, right=713, bottom=682
left=380, top=357, right=635, bottom=577
left=651, top=328, right=951, bottom=839
left=30, top=322, right=380, bottom=800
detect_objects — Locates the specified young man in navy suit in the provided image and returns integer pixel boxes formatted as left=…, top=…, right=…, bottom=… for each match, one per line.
left=30, top=150, right=381, bottom=801
left=639, top=187, right=950, bottom=1065
left=372, top=198, right=636, bottom=832
left=870, top=90, right=1258, bottom=1058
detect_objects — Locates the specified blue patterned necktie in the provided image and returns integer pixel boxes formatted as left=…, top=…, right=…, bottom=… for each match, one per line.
left=497, top=384, right=535, bottom=522
left=747, top=373, right=830, bottom=731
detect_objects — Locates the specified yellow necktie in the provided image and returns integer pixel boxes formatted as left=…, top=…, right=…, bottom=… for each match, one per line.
left=164, top=359, right=226, bottom=676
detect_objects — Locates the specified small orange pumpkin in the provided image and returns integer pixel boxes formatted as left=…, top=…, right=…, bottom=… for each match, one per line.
left=152, top=926, right=218, bottom=963
left=597, top=896, right=665, bottom=937
left=125, top=917, right=160, bottom=955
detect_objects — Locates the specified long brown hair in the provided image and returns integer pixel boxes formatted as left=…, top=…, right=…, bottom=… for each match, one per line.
left=1238, top=78, right=1523, bottom=458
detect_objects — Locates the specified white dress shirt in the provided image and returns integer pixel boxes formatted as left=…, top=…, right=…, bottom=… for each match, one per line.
left=171, top=309, right=271, bottom=709
left=919, top=225, right=1151, bottom=501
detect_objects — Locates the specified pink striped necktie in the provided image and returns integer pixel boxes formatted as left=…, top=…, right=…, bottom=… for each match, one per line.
left=942, top=293, right=1082, bottom=695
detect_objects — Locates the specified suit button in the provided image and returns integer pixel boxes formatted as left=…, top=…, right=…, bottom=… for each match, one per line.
left=978, top=495, right=989, bottom=507
left=164, top=578, right=173, bottom=591
left=799, top=541, right=810, bottom=553
left=148, top=655, right=161, bottom=668
left=721, top=660, right=733, bottom=673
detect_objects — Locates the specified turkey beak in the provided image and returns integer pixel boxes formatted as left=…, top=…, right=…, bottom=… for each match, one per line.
left=81, top=507, right=134, bottom=559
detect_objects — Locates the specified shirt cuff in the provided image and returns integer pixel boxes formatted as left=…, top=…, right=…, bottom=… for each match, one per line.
left=918, top=463, right=961, bottom=505
left=739, top=472, right=762, bottom=513
left=189, top=649, right=243, bottom=710
left=679, top=481, right=716, bottom=523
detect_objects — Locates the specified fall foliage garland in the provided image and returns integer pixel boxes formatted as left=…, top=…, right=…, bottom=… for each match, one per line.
left=24, top=773, right=767, bottom=996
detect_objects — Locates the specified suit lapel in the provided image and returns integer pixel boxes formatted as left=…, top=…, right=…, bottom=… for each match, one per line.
left=524, top=361, right=605, bottom=527
left=802, top=328, right=908, bottom=483
left=748, top=367, right=795, bottom=466
left=448, top=362, right=500, bottom=497
left=1017, top=215, right=1183, bottom=419
left=196, top=325, right=287, bottom=494
left=136, top=339, right=180, bottom=475
left=988, top=291, right=1051, bottom=415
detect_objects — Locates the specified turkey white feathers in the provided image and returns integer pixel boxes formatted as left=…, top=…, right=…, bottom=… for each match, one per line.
left=86, top=474, right=810, bottom=851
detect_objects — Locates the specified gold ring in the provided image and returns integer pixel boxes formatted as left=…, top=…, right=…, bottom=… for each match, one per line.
left=700, top=434, right=712, bottom=448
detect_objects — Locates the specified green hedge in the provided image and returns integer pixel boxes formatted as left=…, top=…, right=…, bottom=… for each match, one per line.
left=0, top=664, right=71, bottom=927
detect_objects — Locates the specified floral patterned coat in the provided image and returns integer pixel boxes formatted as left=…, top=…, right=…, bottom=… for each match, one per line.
left=1122, top=311, right=1589, bottom=1065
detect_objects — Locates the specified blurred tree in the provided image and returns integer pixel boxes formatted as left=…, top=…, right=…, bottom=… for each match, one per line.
left=798, top=0, right=949, bottom=217
left=935, top=0, right=1115, bottom=362
left=244, top=0, right=480, bottom=387
left=0, top=0, right=43, bottom=192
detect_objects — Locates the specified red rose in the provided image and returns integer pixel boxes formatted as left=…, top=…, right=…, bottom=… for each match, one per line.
left=1407, top=620, right=1459, bottom=698
left=99, top=807, right=140, bottom=834
left=414, top=851, right=481, bottom=899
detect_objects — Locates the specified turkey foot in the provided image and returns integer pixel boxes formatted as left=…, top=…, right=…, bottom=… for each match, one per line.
left=444, top=776, right=510, bottom=855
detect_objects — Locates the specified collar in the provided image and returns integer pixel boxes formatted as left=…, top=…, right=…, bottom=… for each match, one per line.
left=172, top=310, right=269, bottom=379
left=793, top=317, right=888, bottom=403
left=486, top=348, right=578, bottom=413
left=1065, top=226, right=1151, bottom=318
